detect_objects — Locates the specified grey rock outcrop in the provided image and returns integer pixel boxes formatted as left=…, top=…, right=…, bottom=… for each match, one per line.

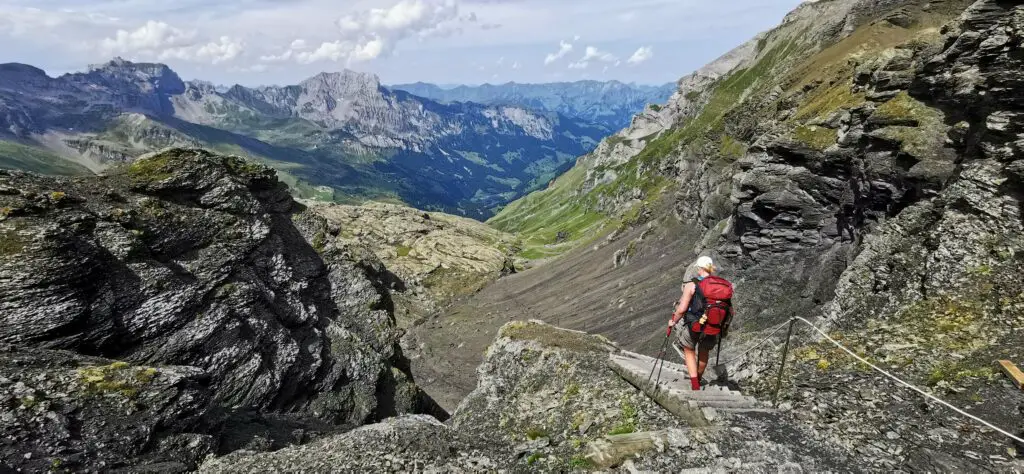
left=201, top=414, right=498, bottom=473
left=308, top=201, right=518, bottom=321
left=0, top=346, right=214, bottom=473
left=0, top=148, right=425, bottom=471
left=203, top=321, right=855, bottom=472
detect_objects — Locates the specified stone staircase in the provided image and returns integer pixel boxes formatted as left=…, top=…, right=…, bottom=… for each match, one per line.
left=610, top=351, right=765, bottom=427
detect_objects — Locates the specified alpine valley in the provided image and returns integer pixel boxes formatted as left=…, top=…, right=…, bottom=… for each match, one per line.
left=0, top=60, right=637, bottom=218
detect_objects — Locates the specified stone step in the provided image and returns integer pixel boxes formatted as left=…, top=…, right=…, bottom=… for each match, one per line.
left=610, top=350, right=770, bottom=425
left=680, top=397, right=760, bottom=410
left=612, top=355, right=742, bottom=395
left=647, top=385, right=750, bottom=402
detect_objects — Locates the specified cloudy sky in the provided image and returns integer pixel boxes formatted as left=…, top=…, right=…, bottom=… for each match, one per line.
left=0, top=0, right=805, bottom=87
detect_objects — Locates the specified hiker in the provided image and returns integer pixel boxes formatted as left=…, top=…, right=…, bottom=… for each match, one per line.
left=668, top=256, right=734, bottom=390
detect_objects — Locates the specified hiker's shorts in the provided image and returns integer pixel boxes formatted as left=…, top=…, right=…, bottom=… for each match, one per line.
left=676, top=329, right=718, bottom=352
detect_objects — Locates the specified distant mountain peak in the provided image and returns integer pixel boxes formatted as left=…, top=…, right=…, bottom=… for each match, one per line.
left=87, top=57, right=176, bottom=75
left=0, top=63, right=47, bottom=76
left=302, top=70, right=381, bottom=91
left=390, top=80, right=677, bottom=130
left=77, top=57, right=186, bottom=95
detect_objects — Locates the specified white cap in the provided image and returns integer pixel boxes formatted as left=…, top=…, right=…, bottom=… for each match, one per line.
left=695, top=256, right=715, bottom=271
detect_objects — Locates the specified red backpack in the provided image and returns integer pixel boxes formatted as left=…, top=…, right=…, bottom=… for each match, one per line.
left=687, top=276, right=734, bottom=337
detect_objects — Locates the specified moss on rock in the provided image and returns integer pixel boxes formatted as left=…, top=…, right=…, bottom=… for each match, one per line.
left=792, top=125, right=837, bottom=151
left=499, top=321, right=617, bottom=354
left=77, top=362, right=161, bottom=398
left=874, top=91, right=937, bottom=123
left=793, top=81, right=866, bottom=122
left=126, top=154, right=175, bottom=182
left=0, top=224, right=27, bottom=256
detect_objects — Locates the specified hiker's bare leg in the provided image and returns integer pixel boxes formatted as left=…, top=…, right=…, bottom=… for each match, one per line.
left=697, top=350, right=710, bottom=380
left=683, top=346, right=698, bottom=378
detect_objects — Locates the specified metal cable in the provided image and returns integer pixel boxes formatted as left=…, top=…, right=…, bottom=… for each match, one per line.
left=716, top=319, right=796, bottom=367
left=787, top=316, right=1024, bottom=445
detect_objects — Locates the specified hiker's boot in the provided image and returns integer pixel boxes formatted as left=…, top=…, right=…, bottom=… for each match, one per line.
left=689, top=377, right=700, bottom=391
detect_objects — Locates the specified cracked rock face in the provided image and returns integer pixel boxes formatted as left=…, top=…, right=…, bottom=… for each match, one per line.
left=309, top=201, right=518, bottom=321
left=0, top=346, right=214, bottom=473
left=0, top=148, right=421, bottom=471
left=705, top=1, right=1024, bottom=470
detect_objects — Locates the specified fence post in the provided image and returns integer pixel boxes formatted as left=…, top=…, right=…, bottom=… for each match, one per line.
left=773, top=318, right=797, bottom=407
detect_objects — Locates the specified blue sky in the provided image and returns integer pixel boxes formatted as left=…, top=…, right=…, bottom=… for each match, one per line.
left=0, top=0, right=805, bottom=86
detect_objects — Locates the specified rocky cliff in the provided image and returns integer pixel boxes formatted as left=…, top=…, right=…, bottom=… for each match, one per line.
left=0, top=60, right=611, bottom=218
left=467, top=0, right=1024, bottom=470
left=0, top=148, right=434, bottom=472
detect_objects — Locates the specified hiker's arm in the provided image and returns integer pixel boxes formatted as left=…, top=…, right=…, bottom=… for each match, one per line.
left=669, top=283, right=695, bottom=326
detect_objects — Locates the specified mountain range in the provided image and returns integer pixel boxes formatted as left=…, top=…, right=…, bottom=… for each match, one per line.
left=1, top=0, right=1023, bottom=472
left=390, top=81, right=676, bottom=131
left=0, top=59, right=664, bottom=218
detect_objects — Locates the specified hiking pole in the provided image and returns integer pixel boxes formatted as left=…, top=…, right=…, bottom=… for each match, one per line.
left=772, top=318, right=797, bottom=407
left=646, top=329, right=671, bottom=386
left=653, top=348, right=668, bottom=392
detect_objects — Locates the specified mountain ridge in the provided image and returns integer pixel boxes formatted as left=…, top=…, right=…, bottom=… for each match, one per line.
left=0, top=58, right=620, bottom=219
left=390, top=80, right=677, bottom=132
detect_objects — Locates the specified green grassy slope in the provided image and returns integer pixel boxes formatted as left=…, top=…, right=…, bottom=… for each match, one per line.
left=489, top=1, right=966, bottom=260
left=0, top=141, right=92, bottom=176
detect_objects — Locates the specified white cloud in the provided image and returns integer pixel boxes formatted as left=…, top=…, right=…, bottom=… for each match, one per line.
left=0, top=0, right=811, bottom=85
left=351, top=38, right=385, bottom=61
left=260, top=50, right=293, bottom=62
left=193, top=37, right=245, bottom=64
left=295, top=41, right=350, bottom=64
left=100, top=20, right=196, bottom=55
left=229, top=63, right=268, bottom=73
left=582, top=46, right=616, bottom=62
left=543, top=40, right=573, bottom=65
left=99, top=20, right=243, bottom=64
left=261, top=38, right=310, bottom=62
left=511, top=60, right=520, bottom=70
left=0, top=6, right=119, bottom=38
left=568, top=46, right=617, bottom=70
left=279, top=0, right=469, bottom=65
left=497, top=56, right=504, bottom=66
left=627, top=46, right=653, bottom=65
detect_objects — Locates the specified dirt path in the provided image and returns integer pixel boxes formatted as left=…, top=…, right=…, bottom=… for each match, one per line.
left=402, top=216, right=704, bottom=412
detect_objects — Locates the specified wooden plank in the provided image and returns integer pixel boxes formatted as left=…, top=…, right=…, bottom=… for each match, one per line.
left=998, top=360, right=1024, bottom=390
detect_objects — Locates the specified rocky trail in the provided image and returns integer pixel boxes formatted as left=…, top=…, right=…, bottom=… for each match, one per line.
left=402, top=213, right=701, bottom=411
left=204, top=320, right=861, bottom=473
